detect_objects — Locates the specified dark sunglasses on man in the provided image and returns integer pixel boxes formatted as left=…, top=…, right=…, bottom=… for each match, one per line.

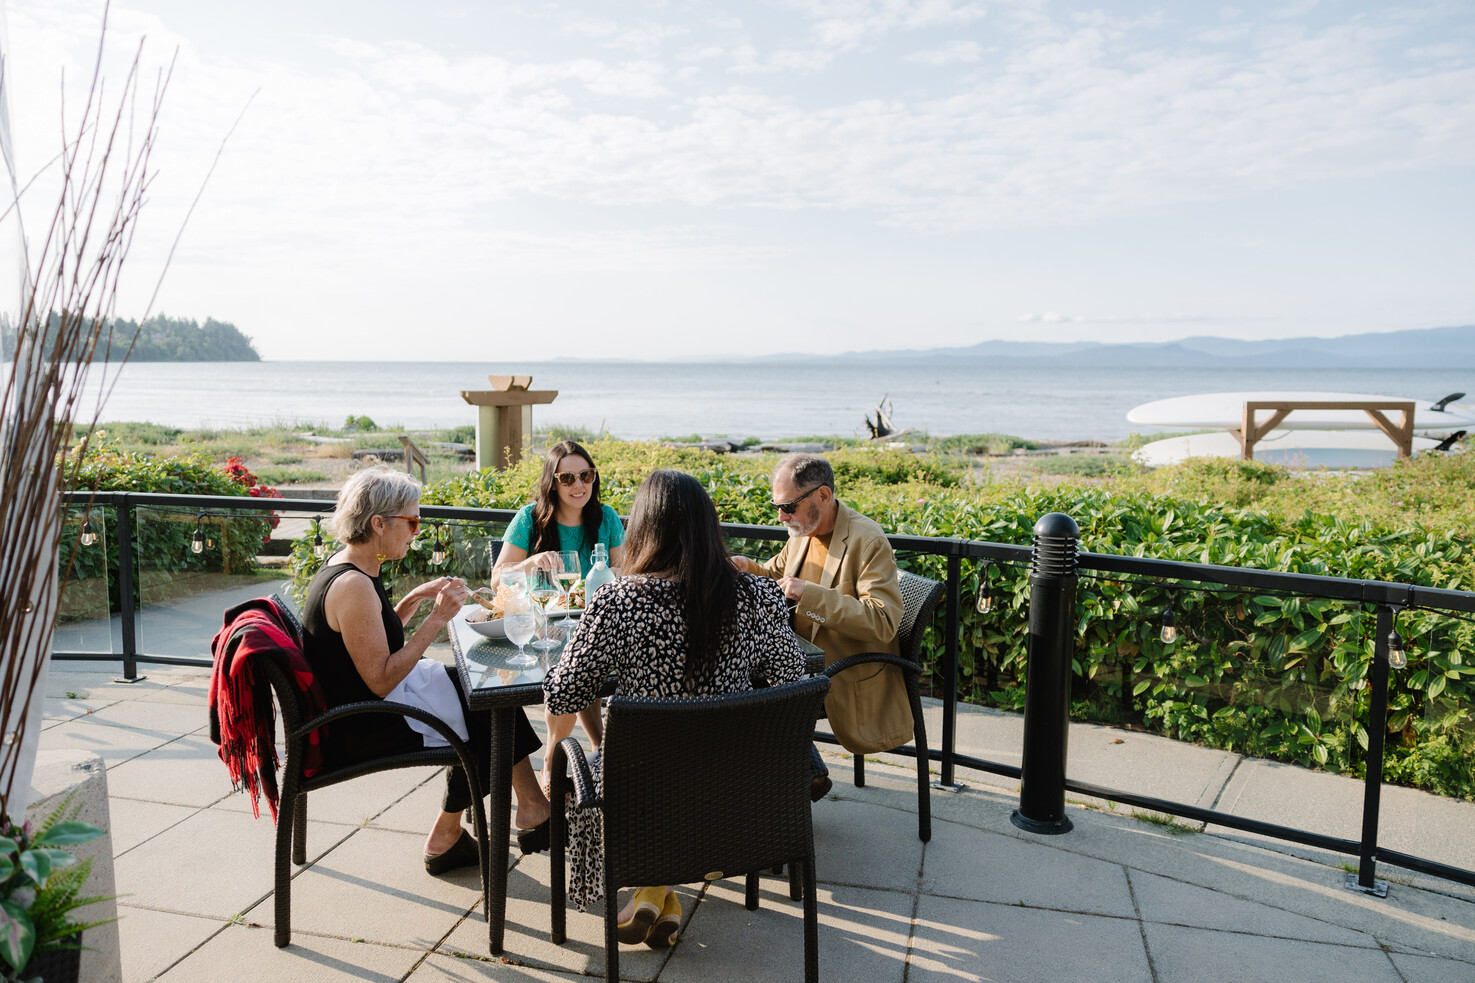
left=773, top=486, right=820, bottom=515
left=553, top=468, right=598, bottom=487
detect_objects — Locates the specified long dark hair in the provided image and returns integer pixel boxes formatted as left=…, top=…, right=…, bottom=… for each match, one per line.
left=531, top=440, right=604, bottom=556
left=622, top=469, right=746, bottom=691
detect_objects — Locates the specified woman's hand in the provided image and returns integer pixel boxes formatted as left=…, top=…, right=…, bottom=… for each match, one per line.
left=429, top=577, right=469, bottom=621
left=404, top=576, right=461, bottom=605
left=524, top=551, right=562, bottom=573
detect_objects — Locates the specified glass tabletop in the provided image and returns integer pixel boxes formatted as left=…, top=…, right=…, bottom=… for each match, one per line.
left=449, top=605, right=825, bottom=707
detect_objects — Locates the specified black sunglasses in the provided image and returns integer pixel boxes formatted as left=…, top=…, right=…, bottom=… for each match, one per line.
left=773, top=486, right=820, bottom=515
left=554, top=468, right=598, bottom=487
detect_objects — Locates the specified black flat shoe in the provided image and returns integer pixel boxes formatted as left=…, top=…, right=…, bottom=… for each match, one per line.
left=516, top=819, right=550, bottom=854
left=424, top=830, right=480, bottom=875
left=809, top=775, right=833, bottom=803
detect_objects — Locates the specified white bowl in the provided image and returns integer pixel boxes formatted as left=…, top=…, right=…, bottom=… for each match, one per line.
left=463, top=607, right=507, bottom=639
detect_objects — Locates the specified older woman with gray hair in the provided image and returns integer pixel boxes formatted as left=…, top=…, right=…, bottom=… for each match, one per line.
left=302, top=467, right=551, bottom=874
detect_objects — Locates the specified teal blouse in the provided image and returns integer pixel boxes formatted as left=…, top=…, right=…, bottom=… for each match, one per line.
left=502, top=503, right=624, bottom=576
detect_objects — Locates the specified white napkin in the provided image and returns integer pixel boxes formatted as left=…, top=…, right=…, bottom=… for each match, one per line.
left=385, top=658, right=470, bottom=747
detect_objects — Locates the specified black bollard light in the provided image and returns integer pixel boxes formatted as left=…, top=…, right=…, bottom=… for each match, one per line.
left=1011, top=511, right=1079, bottom=834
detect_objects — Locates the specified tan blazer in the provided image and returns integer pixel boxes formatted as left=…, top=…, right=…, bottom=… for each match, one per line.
left=753, top=502, right=913, bottom=753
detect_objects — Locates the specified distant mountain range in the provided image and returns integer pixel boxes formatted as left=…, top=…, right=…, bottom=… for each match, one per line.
left=827, top=324, right=1475, bottom=368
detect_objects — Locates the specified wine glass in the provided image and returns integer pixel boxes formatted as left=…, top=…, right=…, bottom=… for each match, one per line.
left=503, top=596, right=537, bottom=668
left=529, top=566, right=562, bottom=650
left=556, top=550, right=582, bottom=617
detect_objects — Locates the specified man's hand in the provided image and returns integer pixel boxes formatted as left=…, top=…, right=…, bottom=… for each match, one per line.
left=776, top=576, right=806, bottom=603
left=730, top=555, right=753, bottom=574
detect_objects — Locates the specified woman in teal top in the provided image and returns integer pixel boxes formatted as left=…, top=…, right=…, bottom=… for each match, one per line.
left=493, top=440, right=624, bottom=780
left=494, top=439, right=625, bottom=578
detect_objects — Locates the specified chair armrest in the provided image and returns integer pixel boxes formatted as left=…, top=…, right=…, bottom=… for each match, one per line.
left=291, top=700, right=477, bottom=766
left=549, top=736, right=601, bottom=810
left=823, top=652, right=921, bottom=680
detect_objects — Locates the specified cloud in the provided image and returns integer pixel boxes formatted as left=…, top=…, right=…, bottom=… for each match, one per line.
left=906, top=40, right=981, bottom=65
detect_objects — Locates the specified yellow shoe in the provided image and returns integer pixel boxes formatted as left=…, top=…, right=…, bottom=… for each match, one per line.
left=645, top=888, right=682, bottom=949
left=616, top=886, right=666, bottom=944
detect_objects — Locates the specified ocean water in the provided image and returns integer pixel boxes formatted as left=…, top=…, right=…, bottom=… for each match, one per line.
left=50, top=359, right=1475, bottom=443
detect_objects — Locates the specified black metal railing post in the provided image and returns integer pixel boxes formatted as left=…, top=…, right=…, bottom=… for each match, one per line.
left=934, top=552, right=963, bottom=790
left=1012, top=512, right=1079, bottom=835
left=114, top=496, right=143, bottom=682
left=1350, top=605, right=1393, bottom=896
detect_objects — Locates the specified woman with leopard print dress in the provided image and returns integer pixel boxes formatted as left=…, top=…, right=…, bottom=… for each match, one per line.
left=542, top=469, right=804, bottom=947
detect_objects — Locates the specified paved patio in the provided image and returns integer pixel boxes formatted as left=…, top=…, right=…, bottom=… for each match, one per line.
left=37, top=642, right=1475, bottom=982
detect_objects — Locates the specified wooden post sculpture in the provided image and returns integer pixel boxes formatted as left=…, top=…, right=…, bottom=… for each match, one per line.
left=460, top=375, right=558, bottom=470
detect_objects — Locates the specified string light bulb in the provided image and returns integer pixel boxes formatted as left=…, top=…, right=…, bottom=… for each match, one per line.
left=431, top=535, right=447, bottom=566
left=190, top=515, right=205, bottom=555
left=312, top=516, right=326, bottom=559
left=1386, top=629, right=1407, bottom=670
left=976, top=565, right=994, bottom=614
left=1160, top=606, right=1178, bottom=645
left=80, top=519, right=97, bottom=547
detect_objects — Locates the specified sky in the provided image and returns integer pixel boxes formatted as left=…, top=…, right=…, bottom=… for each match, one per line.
left=4, top=0, right=1473, bottom=361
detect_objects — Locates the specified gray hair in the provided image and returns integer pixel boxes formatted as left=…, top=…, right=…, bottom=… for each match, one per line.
left=331, top=466, right=422, bottom=544
left=773, top=453, right=834, bottom=492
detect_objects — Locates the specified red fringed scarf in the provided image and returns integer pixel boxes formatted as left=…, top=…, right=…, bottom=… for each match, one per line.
left=208, top=597, right=325, bottom=822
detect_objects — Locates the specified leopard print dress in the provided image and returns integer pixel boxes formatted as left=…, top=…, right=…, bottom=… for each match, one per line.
left=543, top=572, right=804, bottom=910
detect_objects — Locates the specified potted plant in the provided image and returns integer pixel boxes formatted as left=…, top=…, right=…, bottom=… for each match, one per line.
left=0, top=797, right=112, bottom=983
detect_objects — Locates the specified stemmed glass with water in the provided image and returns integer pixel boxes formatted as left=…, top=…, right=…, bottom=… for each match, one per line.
left=502, top=592, right=537, bottom=669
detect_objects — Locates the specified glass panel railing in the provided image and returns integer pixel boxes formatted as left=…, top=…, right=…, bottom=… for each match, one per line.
left=54, top=505, right=115, bottom=654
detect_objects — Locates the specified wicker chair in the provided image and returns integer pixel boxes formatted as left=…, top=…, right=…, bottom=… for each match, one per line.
left=549, top=676, right=831, bottom=983
left=262, top=594, right=491, bottom=949
left=817, top=570, right=945, bottom=842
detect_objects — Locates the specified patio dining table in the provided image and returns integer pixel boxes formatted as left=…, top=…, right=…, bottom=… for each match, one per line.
left=449, top=607, right=823, bottom=954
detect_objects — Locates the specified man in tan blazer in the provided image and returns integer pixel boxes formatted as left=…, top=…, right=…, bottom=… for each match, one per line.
left=733, top=454, right=912, bottom=798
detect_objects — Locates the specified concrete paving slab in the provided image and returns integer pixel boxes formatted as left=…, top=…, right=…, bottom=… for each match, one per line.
left=439, top=849, right=677, bottom=981
left=1143, top=922, right=1404, bottom=983
left=812, top=796, right=926, bottom=891
left=154, top=922, right=427, bottom=982
left=107, top=797, right=200, bottom=855
left=243, top=826, right=482, bottom=950
left=42, top=694, right=122, bottom=722
left=105, top=734, right=236, bottom=807
left=411, top=953, right=592, bottom=981
left=1128, top=869, right=1377, bottom=945
left=1386, top=951, right=1475, bottom=982
left=39, top=717, right=182, bottom=765
left=114, top=906, right=230, bottom=983
left=367, top=769, right=471, bottom=833
left=114, top=804, right=342, bottom=917
left=922, top=820, right=1136, bottom=918
left=910, top=894, right=1152, bottom=983
left=75, top=697, right=212, bottom=739
left=660, top=881, right=913, bottom=983
left=1211, top=756, right=1475, bottom=877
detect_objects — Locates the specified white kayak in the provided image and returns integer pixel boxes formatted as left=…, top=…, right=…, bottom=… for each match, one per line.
left=1126, top=391, right=1475, bottom=432
left=1133, top=430, right=1447, bottom=469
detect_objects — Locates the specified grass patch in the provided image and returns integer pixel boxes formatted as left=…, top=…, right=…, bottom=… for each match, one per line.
left=1131, top=810, right=1193, bottom=835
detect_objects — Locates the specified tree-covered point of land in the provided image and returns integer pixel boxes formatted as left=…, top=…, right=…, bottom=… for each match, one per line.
left=2, top=312, right=260, bottom=361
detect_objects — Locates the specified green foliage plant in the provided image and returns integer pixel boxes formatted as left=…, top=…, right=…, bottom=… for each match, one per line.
left=0, top=796, right=112, bottom=979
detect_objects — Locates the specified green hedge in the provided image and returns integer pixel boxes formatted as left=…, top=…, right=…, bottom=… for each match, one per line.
left=286, top=443, right=1475, bottom=800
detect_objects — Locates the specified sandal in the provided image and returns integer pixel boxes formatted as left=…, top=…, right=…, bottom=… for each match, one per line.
left=645, top=888, right=682, bottom=949
left=616, top=886, right=666, bottom=945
